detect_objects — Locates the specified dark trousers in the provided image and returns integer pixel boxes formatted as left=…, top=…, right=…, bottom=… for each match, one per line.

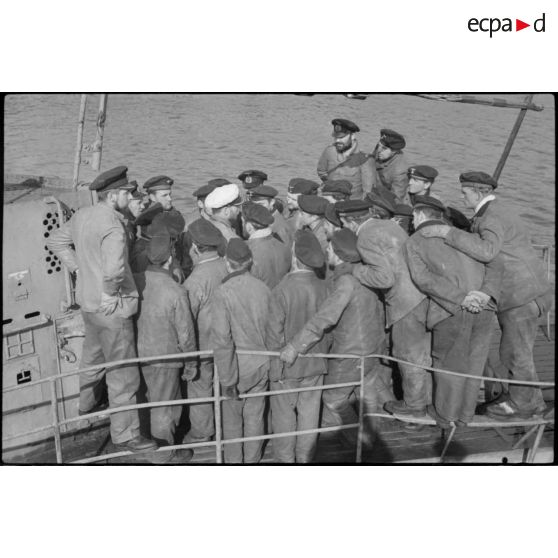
left=222, top=368, right=268, bottom=463
left=322, top=355, right=393, bottom=447
left=142, top=365, right=182, bottom=445
left=498, top=300, right=546, bottom=412
left=391, top=299, right=432, bottom=409
left=79, top=311, right=140, bottom=444
left=432, top=309, right=495, bottom=424
left=270, top=374, right=323, bottom=463
left=185, top=359, right=215, bottom=442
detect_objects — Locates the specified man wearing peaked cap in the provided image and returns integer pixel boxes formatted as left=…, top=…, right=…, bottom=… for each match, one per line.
left=345, top=182, right=431, bottom=420
left=211, top=237, right=272, bottom=463
left=266, top=228, right=329, bottom=463
left=420, top=170, right=552, bottom=421
left=238, top=169, right=268, bottom=190
left=281, top=226, right=390, bottom=451
left=134, top=227, right=197, bottom=463
left=373, top=128, right=410, bottom=205
left=391, top=203, right=414, bottom=234
left=242, top=201, right=291, bottom=290
left=403, top=190, right=503, bottom=427
left=182, top=218, right=228, bottom=448
left=47, top=165, right=157, bottom=454
left=321, top=179, right=352, bottom=203
left=297, top=194, right=330, bottom=252
left=249, top=185, right=293, bottom=247
left=317, top=118, right=376, bottom=199
left=204, top=182, right=242, bottom=243
left=285, top=178, right=319, bottom=240
left=143, top=175, right=175, bottom=211
left=407, top=165, right=439, bottom=198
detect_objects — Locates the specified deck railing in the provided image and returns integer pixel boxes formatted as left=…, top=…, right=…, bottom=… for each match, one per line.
left=2, top=346, right=555, bottom=465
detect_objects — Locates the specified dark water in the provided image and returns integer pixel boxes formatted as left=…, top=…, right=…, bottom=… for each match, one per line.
left=4, top=93, right=555, bottom=249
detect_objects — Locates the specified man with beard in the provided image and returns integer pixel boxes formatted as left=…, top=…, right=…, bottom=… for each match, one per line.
left=47, top=166, right=157, bottom=454
left=373, top=128, right=410, bottom=205
left=317, top=118, right=376, bottom=199
left=119, top=181, right=146, bottom=251
left=285, top=178, right=320, bottom=235
left=204, top=182, right=242, bottom=244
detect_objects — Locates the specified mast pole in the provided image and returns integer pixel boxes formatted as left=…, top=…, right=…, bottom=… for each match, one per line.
left=493, top=94, right=534, bottom=181
left=91, top=94, right=108, bottom=171
left=72, top=94, right=88, bottom=190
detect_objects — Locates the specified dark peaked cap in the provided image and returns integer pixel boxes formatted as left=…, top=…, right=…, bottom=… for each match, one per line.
left=335, top=199, right=372, bottom=217
left=298, top=194, right=329, bottom=216
left=288, top=178, right=319, bottom=195
left=408, top=165, right=438, bottom=181
left=331, top=229, right=360, bottom=263
left=379, top=129, right=406, bottom=150
left=413, top=195, right=446, bottom=212
left=249, top=185, right=278, bottom=199
left=294, top=230, right=325, bottom=268
left=238, top=170, right=268, bottom=188
left=324, top=203, right=343, bottom=228
left=144, top=175, right=174, bottom=192
left=331, top=118, right=360, bottom=137
left=89, top=166, right=134, bottom=192
left=459, top=171, right=497, bottom=189
left=242, top=201, right=274, bottom=227
left=188, top=218, right=224, bottom=248
left=226, top=238, right=252, bottom=264
left=147, top=228, right=172, bottom=265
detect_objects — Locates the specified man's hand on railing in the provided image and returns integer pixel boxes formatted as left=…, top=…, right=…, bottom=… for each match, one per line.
left=280, top=344, right=299, bottom=365
left=222, top=384, right=240, bottom=401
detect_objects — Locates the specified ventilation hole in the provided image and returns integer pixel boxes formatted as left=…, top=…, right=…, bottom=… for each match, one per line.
left=44, top=232, right=49, bottom=238
left=502, top=457, right=508, bottom=464
left=46, top=256, right=51, bottom=262
left=2, top=318, right=13, bottom=326
left=49, top=250, right=54, bottom=255
left=47, top=225, right=53, bottom=231
left=17, top=370, right=32, bottom=385
left=43, top=219, right=48, bottom=225
left=55, top=267, right=61, bottom=272
left=24, top=311, right=40, bottom=319
left=44, top=245, right=49, bottom=251
left=50, top=261, right=56, bottom=267
left=46, top=213, right=52, bottom=218
left=55, top=212, right=59, bottom=218
left=47, top=269, right=53, bottom=274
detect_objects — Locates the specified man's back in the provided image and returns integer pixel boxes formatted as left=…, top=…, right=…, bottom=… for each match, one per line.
left=267, top=270, right=329, bottom=379
left=375, top=151, right=409, bottom=204
left=248, top=235, right=291, bottom=290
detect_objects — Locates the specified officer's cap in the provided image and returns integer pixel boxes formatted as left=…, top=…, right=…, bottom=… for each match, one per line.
left=205, top=183, right=242, bottom=210
left=322, top=179, right=352, bottom=197
left=298, top=194, right=329, bottom=216
left=238, top=170, right=268, bottom=188
left=379, top=129, right=406, bottom=150
left=226, top=238, right=252, bottom=264
left=288, top=178, right=320, bottom=195
left=408, top=165, right=438, bottom=182
left=143, top=175, right=174, bottom=192
left=248, top=185, right=278, bottom=200
left=331, top=118, right=360, bottom=138
left=150, top=209, right=185, bottom=239
left=366, top=192, right=395, bottom=215
left=331, top=229, right=360, bottom=263
left=324, top=203, right=343, bottom=228
left=294, top=230, right=325, bottom=268
left=459, top=171, right=497, bottom=189
left=188, top=218, right=224, bottom=248
left=413, top=195, right=446, bottom=213
left=242, top=201, right=274, bottom=227
left=89, top=166, right=135, bottom=192
left=334, top=199, right=372, bottom=218
left=147, top=228, right=172, bottom=265
left=393, top=203, right=413, bottom=217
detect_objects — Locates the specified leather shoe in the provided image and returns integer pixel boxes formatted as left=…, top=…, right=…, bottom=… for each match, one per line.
left=426, top=405, right=452, bottom=429
left=384, top=400, right=426, bottom=418
left=485, top=400, right=545, bottom=421
left=114, top=435, right=158, bottom=453
left=149, top=448, right=194, bottom=464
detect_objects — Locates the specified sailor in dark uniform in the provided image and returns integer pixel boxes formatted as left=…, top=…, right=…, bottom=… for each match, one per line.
left=249, top=184, right=293, bottom=246
left=373, top=128, right=410, bottom=204
left=285, top=178, right=320, bottom=234
left=296, top=194, right=330, bottom=253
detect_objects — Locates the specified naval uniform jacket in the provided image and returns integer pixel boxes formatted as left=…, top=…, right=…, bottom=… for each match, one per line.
left=272, top=209, right=294, bottom=246
left=135, top=265, right=196, bottom=368
left=443, top=200, right=551, bottom=312
left=184, top=254, right=228, bottom=351
left=47, top=202, right=138, bottom=317
left=248, top=231, right=292, bottom=290
left=266, top=270, right=329, bottom=381
left=375, top=151, right=410, bottom=204
left=352, top=217, right=426, bottom=327
left=290, top=263, right=385, bottom=357
left=404, top=220, right=503, bottom=329
left=211, top=270, right=271, bottom=390
left=317, top=141, right=376, bottom=199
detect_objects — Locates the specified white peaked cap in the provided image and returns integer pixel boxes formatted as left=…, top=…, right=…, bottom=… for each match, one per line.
left=204, top=183, right=240, bottom=210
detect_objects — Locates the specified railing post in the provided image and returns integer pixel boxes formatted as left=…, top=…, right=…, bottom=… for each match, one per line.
left=213, top=362, right=223, bottom=464
left=545, top=246, right=552, bottom=341
left=49, top=378, right=63, bottom=464
left=356, top=356, right=365, bottom=464
left=526, top=424, right=546, bottom=463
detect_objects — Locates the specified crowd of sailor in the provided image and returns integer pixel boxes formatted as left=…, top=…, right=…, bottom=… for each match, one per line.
left=47, top=118, right=553, bottom=463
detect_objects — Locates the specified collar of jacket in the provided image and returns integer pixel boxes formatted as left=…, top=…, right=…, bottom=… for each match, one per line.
left=474, top=195, right=495, bottom=218
left=222, top=268, right=249, bottom=284
left=197, top=253, right=220, bottom=265
left=331, top=262, right=354, bottom=280
left=146, top=264, right=171, bottom=276
left=414, top=219, right=447, bottom=233
left=375, top=150, right=402, bottom=169
left=250, top=228, right=272, bottom=240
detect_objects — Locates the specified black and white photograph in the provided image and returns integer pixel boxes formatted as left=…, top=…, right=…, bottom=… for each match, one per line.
left=3, top=93, right=554, bottom=465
